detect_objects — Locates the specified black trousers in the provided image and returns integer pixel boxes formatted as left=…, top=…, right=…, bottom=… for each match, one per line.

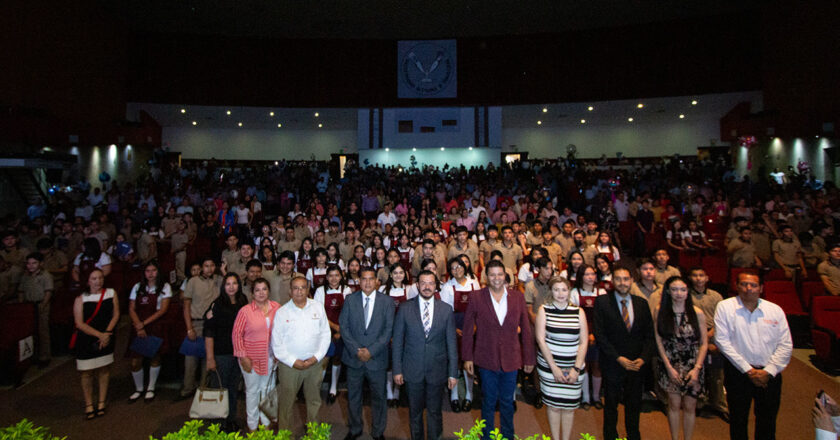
left=404, top=380, right=445, bottom=440
left=603, top=369, right=643, bottom=440
left=723, top=361, right=782, bottom=440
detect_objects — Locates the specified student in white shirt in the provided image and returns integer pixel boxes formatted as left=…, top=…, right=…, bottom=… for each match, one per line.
left=313, top=266, right=353, bottom=403
left=378, top=264, right=410, bottom=407
left=714, top=271, right=792, bottom=440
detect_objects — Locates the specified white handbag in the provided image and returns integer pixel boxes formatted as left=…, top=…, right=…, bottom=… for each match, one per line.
left=189, top=370, right=229, bottom=419
left=258, top=366, right=279, bottom=422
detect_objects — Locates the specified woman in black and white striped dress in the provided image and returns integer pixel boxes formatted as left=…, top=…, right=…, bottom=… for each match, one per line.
left=535, top=276, right=589, bottom=440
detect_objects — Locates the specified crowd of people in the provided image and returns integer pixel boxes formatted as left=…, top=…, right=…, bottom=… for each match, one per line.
left=3, top=155, right=840, bottom=440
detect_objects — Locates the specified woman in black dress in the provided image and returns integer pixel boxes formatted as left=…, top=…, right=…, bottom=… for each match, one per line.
left=204, top=273, right=249, bottom=432
left=73, top=268, right=120, bottom=419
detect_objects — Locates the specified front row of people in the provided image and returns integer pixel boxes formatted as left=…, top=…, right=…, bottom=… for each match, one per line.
left=70, top=258, right=793, bottom=440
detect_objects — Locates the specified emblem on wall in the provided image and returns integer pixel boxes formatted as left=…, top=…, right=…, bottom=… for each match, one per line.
left=398, top=40, right=457, bottom=99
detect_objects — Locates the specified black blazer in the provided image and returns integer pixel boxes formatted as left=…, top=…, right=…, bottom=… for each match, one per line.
left=593, top=293, right=655, bottom=374
left=339, top=291, right=395, bottom=370
left=392, top=297, right=458, bottom=384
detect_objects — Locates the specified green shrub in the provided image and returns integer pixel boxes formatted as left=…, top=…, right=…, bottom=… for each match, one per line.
left=0, top=419, right=65, bottom=440
left=453, top=418, right=625, bottom=440
left=147, top=420, right=330, bottom=440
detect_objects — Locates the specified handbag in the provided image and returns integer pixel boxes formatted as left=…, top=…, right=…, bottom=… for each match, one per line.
left=129, top=335, right=163, bottom=358
left=258, top=365, right=279, bottom=422
left=68, top=289, right=107, bottom=350
left=189, top=370, right=229, bottom=419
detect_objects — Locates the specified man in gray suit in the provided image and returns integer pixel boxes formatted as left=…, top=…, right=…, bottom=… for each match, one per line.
left=339, top=266, right=395, bottom=440
left=393, top=270, right=458, bottom=440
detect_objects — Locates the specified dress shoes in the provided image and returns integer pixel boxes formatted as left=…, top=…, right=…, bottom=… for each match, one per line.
left=450, top=400, right=461, bottom=412
left=461, top=400, right=472, bottom=411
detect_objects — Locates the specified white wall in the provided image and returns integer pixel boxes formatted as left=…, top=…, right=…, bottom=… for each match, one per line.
left=733, top=137, right=834, bottom=182
left=359, top=147, right=501, bottom=169
left=502, top=117, right=723, bottom=158
left=358, top=106, right=503, bottom=149
left=163, top=127, right=357, bottom=160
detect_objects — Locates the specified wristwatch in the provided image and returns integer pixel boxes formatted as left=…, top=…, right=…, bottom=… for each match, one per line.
left=572, top=366, right=583, bottom=373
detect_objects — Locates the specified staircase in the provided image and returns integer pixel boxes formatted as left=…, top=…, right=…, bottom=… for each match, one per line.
left=2, top=168, right=46, bottom=206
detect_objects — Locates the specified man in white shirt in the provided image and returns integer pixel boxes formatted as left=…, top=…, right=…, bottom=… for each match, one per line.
left=714, top=271, right=792, bottom=440
left=271, top=276, right=331, bottom=431
left=376, top=203, right=397, bottom=228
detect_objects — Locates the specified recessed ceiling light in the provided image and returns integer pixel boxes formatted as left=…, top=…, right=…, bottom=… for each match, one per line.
left=691, top=100, right=698, bottom=105
left=314, top=112, right=320, bottom=117
left=412, top=148, right=417, bottom=151
left=637, top=103, right=644, bottom=109
left=537, top=120, right=542, bottom=125
left=180, top=108, right=186, bottom=114
left=588, top=106, right=594, bottom=111
left=440, top=147, right=445, bottom=151
left=274, top=161, right=279, bottom=165
left=468, top=146, right=473, bottom=150
left=580, top=119, right=586, bottom=124
left=237, top=122, right=243, bottom=127
left=385, top=148, right=390, bottom=152
left=277, top=123, right=282, bottom=128
left=191, top=121, right=197, bottom=126
left=679, top=114, right=685, bottom=119
left=628, top=117, right=634, bottom=122
left=542, top=107, right=548, bottom=113
left=318, top=123, right=323, bottom=128
left=269, top=111, right=274, bottom=117
left=226, top=110, right=231, bottom=115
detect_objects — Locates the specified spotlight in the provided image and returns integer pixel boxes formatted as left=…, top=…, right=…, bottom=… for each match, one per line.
left=580, top=119, right=586, bottom=124
left=315, top=112, right=320, bottom=117
left=542, top=107, right=548, bottom=113
left=385, top=148, right=390, bottom=152
left=274, top=161, right=279, bottom=165
left=192, top=121, right=197, bottom=126
left=440, top=147, right=445, bottom=151
left=588, top=106, right=594, bottom=111
left=412, top=148, right=417, bottom=151
left=637, top=103, right=644, bottom=109
left=226, top=110, right=231, bottom=115
left=537, top=120, right=542, bottom=125
left=180, top=108, right=186, bottom=114
left=238, top=122, right=243, bottom=127
left=318, top=123, right=323, bottom=128
left=628, top=117, right=634, bottom=122
left=277, top=123, right=282, bottom=128
left=468, top=146, right=473, bottom=150
left=691, top=100, right=698, bottom=105
left=679, top=114, right=685, bottom=119
left=269, top=111, right=274, bottom=117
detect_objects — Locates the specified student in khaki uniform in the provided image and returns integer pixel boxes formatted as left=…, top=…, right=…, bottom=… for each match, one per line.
left=772, top=224, right=807, bottom=280
left=220, top=234, right=240, bottom=270
left=37, top=238, right=68, bottom=290
left=447, top=226, right=479, bottom=268
left=263, top=251, right=303, bottom=305
left=181, top=257, right=222, bottom=398
left=727, top=227, right=762, bottom=268
left=170, top=220, right=190, bottom=283
left=817, top=242, right=840, bottom=296
left=338, top=227, right=361, bottom=263
left=478, top=227, right=500, bottom=269
left=539, top=229, right=564, bottom=269
left=494, top=226, right=523, bottom=277
left=137, top=227, right=159, bottom=265
left=652, top=249, right=681, bottom=286
left=1, top=230, right=30, bottom=302
left=18, top=252, right=54, bottom=366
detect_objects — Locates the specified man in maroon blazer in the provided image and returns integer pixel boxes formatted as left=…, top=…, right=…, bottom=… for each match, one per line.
left=462, top=260, right=536, bottom=440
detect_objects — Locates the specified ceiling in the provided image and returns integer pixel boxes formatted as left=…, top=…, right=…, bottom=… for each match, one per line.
left=110, top=0, right=762, bottom=40
left=129, top=91, right=763, bottom=130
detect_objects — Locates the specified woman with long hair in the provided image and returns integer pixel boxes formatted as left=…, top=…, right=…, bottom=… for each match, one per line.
left=353, top=244, right=370, bottom=267
left=305, top=247, right=329, bottom=293
left=258, top=245, right=277, bottom=271
left=536, top=277, right=588, bottom=440
left=127, top=262, right=172, bottom=403
left=570, top=264, right=607, bottom=410
left=313, top=265, right=353, bottom=404
left=72, top=237, right=112, bottom=285
left=591, top=231, right=620, bottom=263
left=232, top=278, right=281, bottom=432
left=345, top=257, right=362, bottom=291
left=325, top=242, right=346, bottom=271
left=204, top=273, right=249, bottom=432
left=655, top=276, right=708, bottom=440
left=441, top=257, right=481, bottom=412
left=295, top=237, right=314, bottom=274
left=379, top=263, right=410, bottom=407
left=73, top=269, right=120, bottom=419
left=594, top=254, right=614, bottom=292
left=558, top=251, right=585, bottom=283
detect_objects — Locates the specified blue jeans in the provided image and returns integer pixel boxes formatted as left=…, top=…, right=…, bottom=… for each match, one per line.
left=478, top=368, right=518, bottom=440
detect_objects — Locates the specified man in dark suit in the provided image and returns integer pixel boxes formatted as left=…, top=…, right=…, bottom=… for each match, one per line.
left=393, top=270, right=458, bottom=440
left=339, top=267, right=395, bottom=440
left=462, top=260, right=536, bottom=440
left=593, top=266, right=655, bottom=440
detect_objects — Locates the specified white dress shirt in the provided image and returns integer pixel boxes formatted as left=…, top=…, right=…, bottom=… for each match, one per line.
left=614, top=292, right=635, bottom=327
left=361, top=291, right=377, bottom=329
left=816, top=416, right=840, bottom=440
left=490, top=288, right=509, bottom=325
left=714, top=296, right=793, bottom=377
left=271, top=298, right=331, bottom=369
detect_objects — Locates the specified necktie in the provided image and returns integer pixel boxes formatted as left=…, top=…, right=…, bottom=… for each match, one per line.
left=621, top=299, right=631, bottom=331
left=364, top=296, right=370, bottom=329
left=423, top=301, right=431, bottom=338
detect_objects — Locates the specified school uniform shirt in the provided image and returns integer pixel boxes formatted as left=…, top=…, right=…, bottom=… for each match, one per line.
left=714, top=296, right=793, bottom=377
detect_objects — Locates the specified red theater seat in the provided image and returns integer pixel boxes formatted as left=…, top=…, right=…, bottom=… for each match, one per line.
left=811, top=296, right=840, bottom=368
left=764, top=280, right=809, bottom=347
left=800, top=281, right=826, bottom=311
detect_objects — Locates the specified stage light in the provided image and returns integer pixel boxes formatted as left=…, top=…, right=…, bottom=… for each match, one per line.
left=226, top=110, right=231, bottom=115
left=691, top=100, right=698, bottom=105
left=637, top=103, right=644, bottom=109
left=385, top=148, right=390, bottom=152
left=542, top=107, right=548, bottom=113
left=588, top=106, right=594, bottom=111
left=628, top=117, right=634, bottom=122
left=440, top=147, right=445, bottom=151
left=269, top=111, right=274, bottom=117
left=275, top=161, right=279, bottom=165
left=277, top=123, right=282, bottom=128
left=238, top=122, right=243, bottom=127
left=537, top=120, right=542, bottom=125
left=412, top=148, right=417, bottom=151
left=318, top=123, right=323, bottom=128
left=580, top=119, right=586, bottom=124
left=469, top=147, right=473, bottom=150
left=315, top=112, right=320, bottom=117
left=180, top=108, right=186, bottom=114
left=679, top=114, right=685, bottom=119
left=192, top=121, right=197, bottom=126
